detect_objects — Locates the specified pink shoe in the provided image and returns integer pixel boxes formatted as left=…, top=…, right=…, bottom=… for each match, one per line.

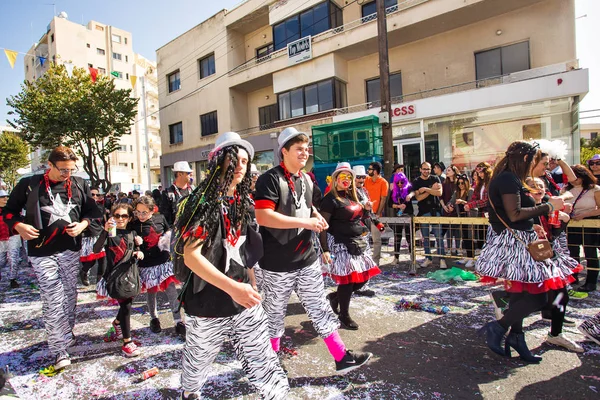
left=122, top=341, right=141, bottom=357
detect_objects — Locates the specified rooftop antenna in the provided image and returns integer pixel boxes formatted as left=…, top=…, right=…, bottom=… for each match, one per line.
left=44, top=3, right=56, bottom=17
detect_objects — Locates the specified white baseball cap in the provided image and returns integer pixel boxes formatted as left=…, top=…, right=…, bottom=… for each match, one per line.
left=278, top=127, right=308, bottom=157
left=173, top=161, right=193, bottom=173
left=0, top=189, right=8, bottom=197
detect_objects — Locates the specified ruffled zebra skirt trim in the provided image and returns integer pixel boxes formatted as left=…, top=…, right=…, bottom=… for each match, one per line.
left=475, top=226, right=578, bottom=294
left=80, top=236, right=106, bottom=262
left=321, top=234, right=380, bottom=285
left=140, top=260, right=180, bottom=293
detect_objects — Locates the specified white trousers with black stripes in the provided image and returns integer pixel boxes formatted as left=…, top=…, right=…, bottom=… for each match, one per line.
left=262, top=260, right=340, bottom=340
left=29, top=249, right=80, bottom=358
left=181, top=305, right=289, bottom=399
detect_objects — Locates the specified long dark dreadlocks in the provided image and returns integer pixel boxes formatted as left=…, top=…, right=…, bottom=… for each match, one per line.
left=173, top=145, right=253, bottom=251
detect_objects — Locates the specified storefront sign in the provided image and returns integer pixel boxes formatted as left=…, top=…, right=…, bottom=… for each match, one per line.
left=391, top=103, right=416, bottom=121
left=199, top=150, right=211, bottom=160
left=288, top=36, right=312, bottom=66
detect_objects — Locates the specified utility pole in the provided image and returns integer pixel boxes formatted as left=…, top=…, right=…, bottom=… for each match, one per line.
left=376, top=0, right=394, bottom=179
left=141, top=76, right=152, bottom=190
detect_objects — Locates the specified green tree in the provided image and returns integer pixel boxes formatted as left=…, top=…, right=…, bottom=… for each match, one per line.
left=0, top=131, right=30, bottom=189
left=6, top=64, right=139, bottom=191
left=581, top=146, right=600, bottom=165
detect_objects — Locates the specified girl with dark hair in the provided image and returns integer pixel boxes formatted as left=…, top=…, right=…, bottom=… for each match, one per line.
left=320, top=163, right=380, bottom=330
left=131, top=195, right=184, bottom=335
left=563, top=164, right=600, bottom=292
left=441, top=165, right=460, bottom=255
left=389, top=172, right=414, bottom=265
left=95, top=203, right=143, bottom=357
left=79, top=187, right=107, bottom=286
left=449, top=174, right=474, bottom=266
left=174, top=132, right=288, bottom=400
left=465, top=162, right=492, bottom=257
left=476, top=141, right=575, bottom=363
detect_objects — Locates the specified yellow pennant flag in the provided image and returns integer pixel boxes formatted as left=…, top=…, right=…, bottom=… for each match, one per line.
left=130, top=75, right=137, bottom=89
left=4, top=49, right=18, bottom=68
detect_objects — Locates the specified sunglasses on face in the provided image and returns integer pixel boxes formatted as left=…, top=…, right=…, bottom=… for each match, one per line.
left=91, top=193, right=102, bottom=197
left=113, top=213, right=130, bottom=219
left=356, top=175, right=366, bottom=179
left=337, top=173, right=353, bottom=180
left=589, top=161, right=600, bottom=166
left=457, top=181, right=466, bottom=185
left=367, top=168, right=374, bottom=171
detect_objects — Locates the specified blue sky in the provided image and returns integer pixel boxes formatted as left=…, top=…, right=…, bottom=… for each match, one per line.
left=0, top=0, right=241, bottom=124
left=1, top=0, right=598, bottom=125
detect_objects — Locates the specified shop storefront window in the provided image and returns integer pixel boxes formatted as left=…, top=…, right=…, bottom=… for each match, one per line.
left=254, top=150, right=274, bottom=172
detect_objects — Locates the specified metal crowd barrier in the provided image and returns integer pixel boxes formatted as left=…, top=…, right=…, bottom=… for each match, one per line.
left=379, top=216, right=600, bottom=276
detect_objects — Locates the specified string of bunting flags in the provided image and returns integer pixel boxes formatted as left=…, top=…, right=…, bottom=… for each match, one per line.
left=2, top=47, right=139, bottom=88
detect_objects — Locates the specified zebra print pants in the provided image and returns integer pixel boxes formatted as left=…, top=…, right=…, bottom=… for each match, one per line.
left=181, top=306, right=289, bottom=399
left=261, top=260, right=340, bottom=340
left=0, top=236, right=22, bottom=280
left=29, top=249, right=80, bottom=357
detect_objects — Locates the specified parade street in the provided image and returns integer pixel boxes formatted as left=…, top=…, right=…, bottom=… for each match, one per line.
left=1, top=251, right=599, bottom=400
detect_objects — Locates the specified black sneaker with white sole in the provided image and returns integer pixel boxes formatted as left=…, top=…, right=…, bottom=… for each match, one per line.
left=181, top=392, right=200, bottom=400
left=54, top=353, right=71, bottom=371
left=335, top=350, right=372, bottom=374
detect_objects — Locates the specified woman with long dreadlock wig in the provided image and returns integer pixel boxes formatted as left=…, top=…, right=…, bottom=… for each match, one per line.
left=475, top=140, right=575, bottom=364
left=174, top=132, right=289, bottom=400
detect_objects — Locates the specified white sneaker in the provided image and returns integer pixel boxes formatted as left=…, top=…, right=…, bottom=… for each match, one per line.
left=546, top=333, right=584, bottom=353
left=465, top=260, right=475, bottom=268
left=420, top=259, right=433, bottom=268
left=439, top=259, right=448, bottom=270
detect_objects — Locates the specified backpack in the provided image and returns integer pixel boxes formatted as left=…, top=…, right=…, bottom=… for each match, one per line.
left=105, top=232, right=141, bottom=299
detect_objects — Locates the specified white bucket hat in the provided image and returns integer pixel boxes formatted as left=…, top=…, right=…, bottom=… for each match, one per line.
left=278, top=127, right=308, bottom=157
left=332, top=162, right=355, bottom=180
left=210, top=131, right=255, bottom=160
left=173, top=161, right=193, bottom=173
left=352, top=165, right=366, bottom=176
left=0, top=189, right=9, bottom=197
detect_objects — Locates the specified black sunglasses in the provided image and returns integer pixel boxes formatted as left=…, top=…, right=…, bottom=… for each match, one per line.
left=113, top=213, right=130, bottom=219
left=356, top=175, right=366, bottom=179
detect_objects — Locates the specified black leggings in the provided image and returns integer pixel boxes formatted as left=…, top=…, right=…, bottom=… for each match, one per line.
left=337, top=281, right=367, bottom=317
left=546, top=288, right=569, bottom=336
left=499, top=292, right=548, bottom=333
left=394, top=223, right=411, bottom=255
left=116, top=297, right=133, bottom=339
left=81, top=257, right=107, bottom=277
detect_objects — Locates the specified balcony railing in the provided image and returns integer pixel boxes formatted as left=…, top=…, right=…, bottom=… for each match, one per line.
left=236, top=65, right=579, bottom=137
left=229, top=0, right=429, bottom=76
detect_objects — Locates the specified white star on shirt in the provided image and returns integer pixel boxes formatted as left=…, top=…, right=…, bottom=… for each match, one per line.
left=223, top=235, right=247, bottom=274
left=40, top=194, right=77, bottom=225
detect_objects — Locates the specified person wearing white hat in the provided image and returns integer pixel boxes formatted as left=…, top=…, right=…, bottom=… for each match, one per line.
left=254, top=127, right=372, bottom=374
left=161, top=160, right=194, bottom=225
left=173, top=131, right=289, bottom=400
left=0, top=189, right=22, bottom=289
left=250, top=163, right=260, bottom=195
left=319, top=163, right=380, bottom=330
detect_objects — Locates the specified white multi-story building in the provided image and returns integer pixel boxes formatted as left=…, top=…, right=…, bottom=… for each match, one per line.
left=24, top=13, right=161, bottom=191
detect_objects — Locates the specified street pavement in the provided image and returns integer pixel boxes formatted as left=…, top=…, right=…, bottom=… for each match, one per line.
left=0, top=251, right=599, bottom=399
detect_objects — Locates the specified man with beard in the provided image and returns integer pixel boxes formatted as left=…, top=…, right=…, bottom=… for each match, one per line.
left=412, top=162, right=445, bottom=269
left=364, top=162, right=388, bottom=268
left=161, top=161, right=193, bottom=225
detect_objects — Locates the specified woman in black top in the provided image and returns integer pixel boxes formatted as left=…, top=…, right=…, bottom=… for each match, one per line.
left=320, top=163, right=381, bottom=330
left=389, top=172, right=414, bottom=265
left=475, top=141, right=571, bottom=363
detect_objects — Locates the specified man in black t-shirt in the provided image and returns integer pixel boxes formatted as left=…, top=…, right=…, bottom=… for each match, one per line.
left=411, top=162, right=446, bottom=269
left=2, top=146, right=101, bottom=371
left=254, top=127, right=372, bottom=374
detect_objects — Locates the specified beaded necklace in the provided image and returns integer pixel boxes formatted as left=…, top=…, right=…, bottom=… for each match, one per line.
left=280, top=162, right=305, bottom=209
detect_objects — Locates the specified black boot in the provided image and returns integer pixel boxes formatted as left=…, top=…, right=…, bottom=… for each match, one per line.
left=9, top=279, right=20, bottom=289
left=504, top=332, right=542, bottom=363
left=79, top=269, right=90, bottom=286
left=327, top=292, right=339, bottom=315
left=339, top=314, right=359, bottom=330
left=478, top=320, right=507, bottom=357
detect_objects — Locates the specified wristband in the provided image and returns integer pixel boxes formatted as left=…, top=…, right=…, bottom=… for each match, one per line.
left=547, top=202, right=555, bottom=212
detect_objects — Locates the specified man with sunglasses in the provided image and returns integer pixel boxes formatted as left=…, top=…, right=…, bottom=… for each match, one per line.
left=2, top=146, right=101, bottom=371
left=364, top=162, right=389, bottom=268
left=588, top=154, right=600, bottom=181
left=161, top=161, right=194, bottom=225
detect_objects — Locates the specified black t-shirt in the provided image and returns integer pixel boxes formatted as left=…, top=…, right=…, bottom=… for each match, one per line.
left=488, top=171, right=536, bottom=233
left=2, top=175, right=101, bottom=257
left=129, top=214, right=171, bottom=268
left=412, top=175, right=441, bottom=216
left=320, top=192, right=367, bottom=240
left=254, top=166, right=317, bottom=272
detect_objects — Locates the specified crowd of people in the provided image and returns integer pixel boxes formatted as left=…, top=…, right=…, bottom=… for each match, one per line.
left=0, top=133, right=599, bottom=398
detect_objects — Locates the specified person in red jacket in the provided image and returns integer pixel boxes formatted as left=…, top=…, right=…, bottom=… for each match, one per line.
left=0, top=189, right=22, bottom=288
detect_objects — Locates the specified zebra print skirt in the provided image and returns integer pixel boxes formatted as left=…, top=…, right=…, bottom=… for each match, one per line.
left=476, top=226, right=578, bottom=294
left=80, top=236, right=106, bottom=262
left=139, top=260, right=180, bottom=293
left=321, top=233, right=381, bottom=285
left=0, top=235, right=21, bottom=253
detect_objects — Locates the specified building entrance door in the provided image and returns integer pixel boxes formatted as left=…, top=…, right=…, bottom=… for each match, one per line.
left=394, top=139, right=423, bottom=181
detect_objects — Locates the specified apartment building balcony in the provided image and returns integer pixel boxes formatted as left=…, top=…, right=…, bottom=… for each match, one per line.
left=237, top=63, right=584, bottom=137
left=228, top=0, right=546, bottom=92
